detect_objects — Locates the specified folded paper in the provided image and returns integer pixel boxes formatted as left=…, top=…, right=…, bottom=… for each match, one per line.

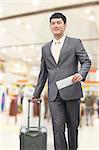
left=56, top=75, right=74, bottom=89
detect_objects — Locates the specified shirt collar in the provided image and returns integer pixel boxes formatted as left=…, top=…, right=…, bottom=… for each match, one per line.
left=53, top=35, right=66, bottom=44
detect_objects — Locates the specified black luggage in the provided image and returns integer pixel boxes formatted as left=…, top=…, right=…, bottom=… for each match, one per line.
left=19, top=99, right=47, bottom=150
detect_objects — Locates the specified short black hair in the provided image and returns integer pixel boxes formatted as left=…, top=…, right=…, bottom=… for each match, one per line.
left=50, top=12, right=66, bottom=24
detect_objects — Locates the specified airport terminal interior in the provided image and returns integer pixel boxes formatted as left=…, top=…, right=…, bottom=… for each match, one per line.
left=0, top=0, right=99, bottom=150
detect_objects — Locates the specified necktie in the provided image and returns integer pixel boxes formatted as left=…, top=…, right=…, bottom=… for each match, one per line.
left=53, top=41, right=61, bottom=63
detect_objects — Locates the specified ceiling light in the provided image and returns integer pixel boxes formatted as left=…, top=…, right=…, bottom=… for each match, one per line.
left=18, top=46, right=23, bottom=52
left=15, top=19, right=22, bottom=25
left=1, top=28, right=6, bottom=33
left=0, top=7, right=4, bottom=14
left=88, top=14, right=96, bottom=22
left=22, top=57, right=32, bottom=62
left=22, top=57, right=27, bottom=61
left=32, top=0, right=40, bottom=6
left=85, top=8, right=93, bottom=15
left=1, top=48, right=7, bottom=54
left=11, top=46, right=16, bottom=50
left=26, top=24, right=32, bottom=30
left=29, top=45, right=34, bottom=49
left=27, top=58, right=32, bottom=62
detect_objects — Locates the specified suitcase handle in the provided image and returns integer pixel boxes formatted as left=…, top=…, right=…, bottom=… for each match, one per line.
left=27, top=98, right=42, bottom=134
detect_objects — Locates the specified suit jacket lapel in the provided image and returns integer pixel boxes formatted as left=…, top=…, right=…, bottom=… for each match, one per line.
left=58, top=36, right=70, bottom=65
left=47, top=40, right=57, bottom=65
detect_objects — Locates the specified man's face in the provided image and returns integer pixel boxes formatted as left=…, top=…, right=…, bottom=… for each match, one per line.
left=50, top=18, right=66, bottom=37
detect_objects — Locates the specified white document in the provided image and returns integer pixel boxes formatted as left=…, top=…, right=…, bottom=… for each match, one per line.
left=56, top=75, right=74, bottom=90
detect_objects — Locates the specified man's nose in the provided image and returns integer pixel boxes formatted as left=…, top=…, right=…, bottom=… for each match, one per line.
left=54, top=23, right=58, bottom=27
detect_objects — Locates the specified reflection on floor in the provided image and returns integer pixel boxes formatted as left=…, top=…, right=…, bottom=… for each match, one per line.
left=0, top=112, right=99, bottom=150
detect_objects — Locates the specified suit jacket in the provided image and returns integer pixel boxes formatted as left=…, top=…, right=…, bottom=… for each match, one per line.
left=33, top=36, right=91, bottom=101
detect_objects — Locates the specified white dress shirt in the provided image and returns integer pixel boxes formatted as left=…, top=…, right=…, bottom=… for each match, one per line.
left=51, top=35, right=66, bottom=63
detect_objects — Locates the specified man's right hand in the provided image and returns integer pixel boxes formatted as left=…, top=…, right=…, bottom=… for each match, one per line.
left=31, top=96, right=37, bottom=103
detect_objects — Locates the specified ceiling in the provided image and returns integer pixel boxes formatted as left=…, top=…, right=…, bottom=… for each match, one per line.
left=0, top=0, right=99, bottom=71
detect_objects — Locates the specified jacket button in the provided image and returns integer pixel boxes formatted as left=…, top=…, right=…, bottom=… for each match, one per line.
left=57, top=67, right=59, bottom=70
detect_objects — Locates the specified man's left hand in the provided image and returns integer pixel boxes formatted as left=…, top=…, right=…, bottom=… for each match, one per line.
left=72, top=73, right=83, bottom=83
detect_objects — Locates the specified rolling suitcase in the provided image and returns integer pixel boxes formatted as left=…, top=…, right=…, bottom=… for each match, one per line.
left=19, top=99, right=47, bottom=150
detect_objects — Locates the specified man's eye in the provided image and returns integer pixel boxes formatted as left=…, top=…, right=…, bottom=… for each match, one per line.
left=51, top=22, right=55, bottom=25
left=57, top=21, right=61, bottom=24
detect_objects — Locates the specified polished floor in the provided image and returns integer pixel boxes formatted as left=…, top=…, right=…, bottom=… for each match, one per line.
left=0, top=110, right=99, bottom=150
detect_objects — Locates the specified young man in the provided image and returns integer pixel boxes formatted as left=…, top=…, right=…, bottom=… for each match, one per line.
left=32, top=13, right=91, bottom=150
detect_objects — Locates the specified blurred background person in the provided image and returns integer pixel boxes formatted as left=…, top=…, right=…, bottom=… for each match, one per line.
left=80, top=98, right=85, bottom=127
left=97, top=99, right=99, bottom=118
left=43, top=90, right=48, bottom=119
left=9, top=94, right=18, bottom=124
left=0, top=92, right=5, bottom=112
left=84, top=91, right=96, bottom=126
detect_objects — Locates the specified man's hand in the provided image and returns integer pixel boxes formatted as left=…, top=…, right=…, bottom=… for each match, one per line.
left=72, top=73, right=83, bottom=83
left=31, top=96, right=37, bottom=103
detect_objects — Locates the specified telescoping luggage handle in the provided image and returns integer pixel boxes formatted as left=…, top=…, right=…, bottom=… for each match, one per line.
left=27, top=98, right=42, bottom=134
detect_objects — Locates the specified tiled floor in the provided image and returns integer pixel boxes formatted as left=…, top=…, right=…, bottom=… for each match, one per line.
left=0, top=111, right=99, bottom=150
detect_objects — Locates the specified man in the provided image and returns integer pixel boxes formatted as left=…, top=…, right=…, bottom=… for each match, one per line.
left=32, top=12, right=91, bottom=150
left=84, top=91, right=96, bottom=126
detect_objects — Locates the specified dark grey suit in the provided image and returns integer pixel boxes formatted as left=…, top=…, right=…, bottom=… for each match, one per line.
left=33, top=36, right=91, bottom=150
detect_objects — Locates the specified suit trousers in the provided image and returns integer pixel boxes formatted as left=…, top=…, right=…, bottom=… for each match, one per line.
left=49, top=93, right=80, bottom=150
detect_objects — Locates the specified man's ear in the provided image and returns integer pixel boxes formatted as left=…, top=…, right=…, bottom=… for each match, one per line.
left=64, top=23, right=67, bottom=30
left=65, top=23, right=67, bottom=28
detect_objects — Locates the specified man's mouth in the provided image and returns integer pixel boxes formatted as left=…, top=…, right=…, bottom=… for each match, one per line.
left=54, top=29, right=60, bottom=32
